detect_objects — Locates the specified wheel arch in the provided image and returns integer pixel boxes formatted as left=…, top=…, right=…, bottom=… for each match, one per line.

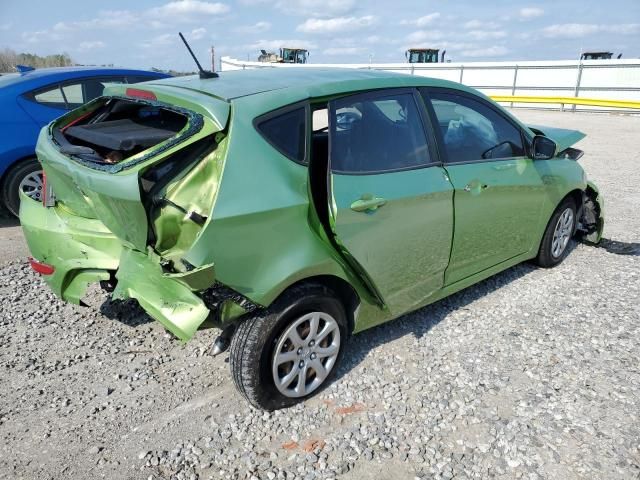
left=567, top=188, right=583, bottom=215
left=0, top=154, right=41, bottom=213
left=0, top=152, right=38, bottom=184
left=545, top=188, right=583, bottom=235
left=270, top=275, right=360, bottom=335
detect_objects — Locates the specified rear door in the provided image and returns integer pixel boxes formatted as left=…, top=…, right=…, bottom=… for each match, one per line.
left=421, top=88, right=546, bottom=285
left=326, top=88, right=454, bottom=315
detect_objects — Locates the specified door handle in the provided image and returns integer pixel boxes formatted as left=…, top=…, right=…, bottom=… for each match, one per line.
left=463, top=183, right=489, bottom=192
left=350, top=194, right=387, bottom=212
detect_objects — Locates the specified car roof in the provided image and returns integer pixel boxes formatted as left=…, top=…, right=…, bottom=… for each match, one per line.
left=144, top=67, right=465, bottom=103
left=0, top=66, right=169, bottom=92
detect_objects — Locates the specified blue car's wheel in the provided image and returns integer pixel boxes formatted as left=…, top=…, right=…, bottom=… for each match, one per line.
left=2, top=158, right=43, bottom=217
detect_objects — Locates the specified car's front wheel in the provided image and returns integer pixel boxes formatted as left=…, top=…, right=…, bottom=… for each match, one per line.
left=2, top=158, right=43, bottom=217
left=230, top=284, right=347, bottom=410
left=535, top=197, right=577, bottom=268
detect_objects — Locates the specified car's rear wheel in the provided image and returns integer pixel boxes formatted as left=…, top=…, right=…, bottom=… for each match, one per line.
left=535, top=197, right=577, bottom=268
left=2, top=158, right=43, bottom=217
left=229, top=284, right=347, bottom=410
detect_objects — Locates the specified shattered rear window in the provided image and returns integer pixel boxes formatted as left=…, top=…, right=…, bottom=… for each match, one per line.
left=52, top=97, right=204, bottom=173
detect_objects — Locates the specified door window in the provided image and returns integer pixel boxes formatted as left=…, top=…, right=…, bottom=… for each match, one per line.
left=330, top=91, right=431, bottom=173
left=426, top=91, right=524, bottom=163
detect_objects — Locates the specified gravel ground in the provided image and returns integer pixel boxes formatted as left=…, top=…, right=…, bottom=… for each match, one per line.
left=1, top=110, right=639, bottom=480
left=0, top=215, right=26, bottom=265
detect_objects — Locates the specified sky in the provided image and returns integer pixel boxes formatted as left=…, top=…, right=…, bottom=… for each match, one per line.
left=0, top=0, right=639, bottom=71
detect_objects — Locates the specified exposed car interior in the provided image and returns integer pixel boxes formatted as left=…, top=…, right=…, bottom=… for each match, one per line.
left=54, top=98, right=187, bottom=164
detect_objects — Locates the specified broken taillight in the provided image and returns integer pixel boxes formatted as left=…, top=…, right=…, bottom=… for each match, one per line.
left=126, top=88, right=157, bottom=101
left=29, top=257, right=55, bottom=275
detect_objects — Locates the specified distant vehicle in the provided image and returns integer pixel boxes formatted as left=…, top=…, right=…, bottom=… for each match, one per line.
left=258, top=48, right=309, bottom=64
left=580, top=51, right=623, bottom=60
left=0, top=66, right=170, bottom=216
left=406, top=48, right=446, bottom=63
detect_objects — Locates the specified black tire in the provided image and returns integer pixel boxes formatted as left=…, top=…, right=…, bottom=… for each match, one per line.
left=1, top=158, right=43, bottom=217
left=535, top=197, right=577, bottom=268
left=230, top=283, right=348, bottom=410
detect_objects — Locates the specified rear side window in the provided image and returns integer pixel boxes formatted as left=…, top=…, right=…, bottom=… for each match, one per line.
left=256, top=107, right=306, bottom=163
left=28, top=76, right=129, bottom=110
left=33, top=84, right=70, bottom=109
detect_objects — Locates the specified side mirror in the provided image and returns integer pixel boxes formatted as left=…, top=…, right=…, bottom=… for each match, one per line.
left=531, top=135, right=557, bottom=160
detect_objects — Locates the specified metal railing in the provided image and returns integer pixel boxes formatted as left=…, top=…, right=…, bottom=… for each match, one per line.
left=399, top=61, right=640, bottom=113
left=490, top=95, right=640, bottom=111
left=221, top=57, right=640, bottom=113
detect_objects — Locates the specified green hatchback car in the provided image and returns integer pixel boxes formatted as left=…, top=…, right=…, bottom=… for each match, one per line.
left=20, top=68, right=603, bottom=410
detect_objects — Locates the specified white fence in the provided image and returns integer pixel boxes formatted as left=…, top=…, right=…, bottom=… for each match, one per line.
left=220, top=57, right=640, bottom=113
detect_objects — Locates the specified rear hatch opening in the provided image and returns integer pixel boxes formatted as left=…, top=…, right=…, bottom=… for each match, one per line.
left=41, top=94, right=227, bottom=262
left=52, top=97, right=197, bottom=172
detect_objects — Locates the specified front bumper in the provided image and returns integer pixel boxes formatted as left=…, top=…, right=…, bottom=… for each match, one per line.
left=584, top=180, right=604, bottom=244
left=19, top=194, right=215, bottom=341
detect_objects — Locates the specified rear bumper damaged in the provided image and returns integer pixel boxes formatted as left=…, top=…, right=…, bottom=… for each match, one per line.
left=19, top=194, right=228, bottom=341
left=111, top=249, right=211, bottom=341
left=20, top=193, right=121, bottom=304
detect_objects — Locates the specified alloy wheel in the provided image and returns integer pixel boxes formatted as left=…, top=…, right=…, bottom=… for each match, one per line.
left=551, top=207, right=574, bottom=258
left=18, top=170, right=44, bottom=202
left=271, top=312, right=341, bottom=398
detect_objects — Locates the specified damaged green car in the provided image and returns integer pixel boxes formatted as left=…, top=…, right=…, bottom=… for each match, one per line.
left=20, top=69, right=603, bottom=410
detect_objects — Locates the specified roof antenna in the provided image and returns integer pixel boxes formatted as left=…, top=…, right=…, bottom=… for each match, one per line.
left=179, top=32, right=218, bottom=79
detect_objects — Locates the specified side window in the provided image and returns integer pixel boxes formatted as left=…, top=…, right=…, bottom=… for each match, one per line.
left=256, top=106, right=306, bottom=163
left=82, top=77, right=126, bottom=103
left=33, top=85, right=66, bottom=109
left=426, top=91, right=524, bottom=163
left=330, top=91, right=430, bottom=173
left=62, top=83, right=83, bottom=109
left=31, top=81, right=84, bottom=110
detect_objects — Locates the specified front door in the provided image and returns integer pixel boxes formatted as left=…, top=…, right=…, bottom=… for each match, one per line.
left=326, top=89, right=454, bottom=315
left=422, top=88, right=546, bottom=285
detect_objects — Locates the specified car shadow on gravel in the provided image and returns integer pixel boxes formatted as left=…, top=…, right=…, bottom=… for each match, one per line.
left=99, top=298, right=155, bottom=327
left=0, top=215, right=19, bottom=228
left=584, top=237, right=640, bottom=256
left=333, top=261, right=540, bottom=381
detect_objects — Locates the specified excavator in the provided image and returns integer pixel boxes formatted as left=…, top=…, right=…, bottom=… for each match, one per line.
left=580, top=51, right=622, bottom=60
left=258, top=47, right=309, bottom=64
left=406, top=48, right=446, bottom=63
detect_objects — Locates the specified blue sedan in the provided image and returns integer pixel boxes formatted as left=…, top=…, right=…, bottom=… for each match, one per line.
left=0, top=66, right=170, bottom=216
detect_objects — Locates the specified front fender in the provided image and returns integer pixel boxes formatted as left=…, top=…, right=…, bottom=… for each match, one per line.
left=583, top=181, right=604, bottom=243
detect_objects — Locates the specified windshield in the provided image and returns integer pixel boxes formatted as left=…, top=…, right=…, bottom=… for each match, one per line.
left=409, top=51, right=438, bottom=63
